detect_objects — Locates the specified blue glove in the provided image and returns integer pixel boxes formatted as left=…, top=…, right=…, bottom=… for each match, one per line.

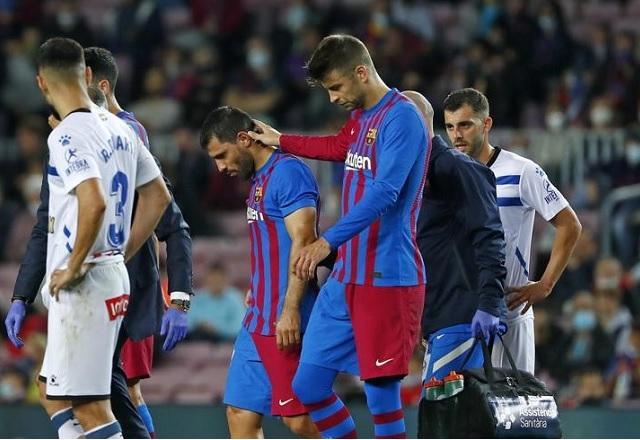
left=471, top=309, right=499, bottom=342
left=160, top=307, right=188, bottom=351
left=4, top=300, right=26, bottom=348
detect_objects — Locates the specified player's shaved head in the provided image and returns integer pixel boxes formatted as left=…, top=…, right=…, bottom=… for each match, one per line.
left=37, top=37, right=85, bottom=79
left=84, top=47, right=118, bottom=90
left=443, top=88, right=490, bottom=119
left=305, top=34, right=374, bottom=85
left=402, top=90, right=434, bottom=136
left=200, top=106, right=255, bottom=147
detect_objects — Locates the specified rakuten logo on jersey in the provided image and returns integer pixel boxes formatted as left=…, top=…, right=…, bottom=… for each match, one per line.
left=105, top=294, right=129, bottom=321
left=345, top=151, right=372, bottom=171
left=247, top=206, right=264, bottom=223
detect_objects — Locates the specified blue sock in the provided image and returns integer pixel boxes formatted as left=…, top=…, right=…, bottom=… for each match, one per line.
left=85, top=421, right=122, bottom=439
left=292, top=362, right=357, bottom=438
left=137, top=404, right=155, bottom=437
left=364, top=378, right=406, bottom=438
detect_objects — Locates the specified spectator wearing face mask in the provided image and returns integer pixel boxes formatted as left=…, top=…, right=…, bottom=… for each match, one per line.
left=559, top=291, right=614, bottom=381
left=0, top=366, right=29, bottom=403
left=593, top=258, right=633, bottom=355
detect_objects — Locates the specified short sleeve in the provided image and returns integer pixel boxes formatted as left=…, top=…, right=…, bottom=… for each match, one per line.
left=48, top=129, right=101, bottom=193
left=135, top=138, right=162, bottom=187
left=273, top=159, right=319, bottom=218
left=519, top=161, right=568, bottom=221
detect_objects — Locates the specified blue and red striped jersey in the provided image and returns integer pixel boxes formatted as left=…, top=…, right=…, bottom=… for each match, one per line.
left=243, top=150, right=320, bottom=336
left=117, top=110, right=151, bottom=150
left=281, top=89, right=430, bottom=287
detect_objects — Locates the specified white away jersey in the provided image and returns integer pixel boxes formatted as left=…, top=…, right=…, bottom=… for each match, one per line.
left=490, top=148, right=568, bottom=320
left=45, top=107, right=160, bottom=279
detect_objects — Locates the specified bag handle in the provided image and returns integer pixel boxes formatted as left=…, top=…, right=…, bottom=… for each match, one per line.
left=460, top=334, right=523, bottom=389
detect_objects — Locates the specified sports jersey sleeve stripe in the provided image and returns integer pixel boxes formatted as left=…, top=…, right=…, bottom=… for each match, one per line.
left=496, top=175, right=520, bottom=185
left=497, top=197, right=523, bottom=206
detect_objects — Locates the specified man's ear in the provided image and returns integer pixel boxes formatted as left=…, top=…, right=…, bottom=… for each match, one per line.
left=36, top=74, right=46, bottom=92
left=355, top=65, right=368, bottom=83
left=85, top=66, right=92, bottom=87
left=97, top=79, right=111, bottom=95
left=484, top=116, right=493, bottom=133
left=237, top=132, right=252, bottom=147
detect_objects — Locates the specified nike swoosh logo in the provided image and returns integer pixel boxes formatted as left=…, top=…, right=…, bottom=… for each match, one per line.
left=345, top=166, right=357, bottom=171
left=436, top=334, right=444, bottom=340
left=279, top=398, right=294, bottom=406
left=375, top=358, right=394, bottom=367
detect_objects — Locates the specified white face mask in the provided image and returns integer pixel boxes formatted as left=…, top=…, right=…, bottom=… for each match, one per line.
left=545, top=111, right=565, bottom=130
left=625, top=143, right=640, bottom=165
left=590, top=105, right=613, bottom=128
left=247, top=49, right=270, bottom=71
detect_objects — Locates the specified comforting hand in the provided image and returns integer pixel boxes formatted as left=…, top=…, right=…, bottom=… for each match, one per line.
left=4, top=300, right=26, bottom=348
left=471, top=309, right=500, bottom=342
left=248, top=119, right=282, bottom=147
left=506, top=281, right=552, bottom=314
left=293, top=238, right=331, bottom=281
left=276, top=306, right=301, bottom=351
left=49, top=264, right=91, bottom=301
left=160, top=306, right=188, bottom=351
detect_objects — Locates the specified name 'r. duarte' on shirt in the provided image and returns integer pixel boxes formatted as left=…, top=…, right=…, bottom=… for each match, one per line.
left=100, top=134, right=134, bottom=163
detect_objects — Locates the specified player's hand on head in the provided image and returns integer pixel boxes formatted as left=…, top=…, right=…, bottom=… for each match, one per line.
left=276, top=306, right=301, bottom=351
left=293, top=238, right=332, bottom=281
left=248, top=119, right=282, bottom=147
left=160, top=306, right=188, bottom=351
left=4, top=300, right=26, bottom=348
left=506, top=281, right=551, bottom=314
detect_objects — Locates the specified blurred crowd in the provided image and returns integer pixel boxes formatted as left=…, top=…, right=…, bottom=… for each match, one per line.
left=1, top=0, right=640, bottom=408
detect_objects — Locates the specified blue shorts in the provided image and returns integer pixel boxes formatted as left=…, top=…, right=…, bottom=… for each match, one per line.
left=223, top=327, right=271, bottom=415
left=422, top=324, right=484, bottom=383
left=300, top=278, right=360, bottom=376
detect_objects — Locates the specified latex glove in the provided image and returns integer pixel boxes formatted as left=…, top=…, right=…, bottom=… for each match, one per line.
left=471, top=309, right=500, bottom=342
left=160, top=307, right=188, bottom=351
left=4, top=300, right=26, bottom=348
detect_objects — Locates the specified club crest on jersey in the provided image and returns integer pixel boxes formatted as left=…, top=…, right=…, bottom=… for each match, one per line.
left=59, top=134, right=71, bottom=146
left=254, top=186, right=263, bottom=203
left=365, top=128, right=377, bottom=144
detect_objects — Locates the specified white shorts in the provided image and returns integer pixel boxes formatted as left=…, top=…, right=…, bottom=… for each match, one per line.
left=491, top=314, right=535, bottom=374
left=39, top=262, right=129, bottom=400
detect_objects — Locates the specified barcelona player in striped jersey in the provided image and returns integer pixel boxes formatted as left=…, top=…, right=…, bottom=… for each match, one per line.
left=200, top=106, right=320, bottom=438
left=251, top=35, right=429, bottom=439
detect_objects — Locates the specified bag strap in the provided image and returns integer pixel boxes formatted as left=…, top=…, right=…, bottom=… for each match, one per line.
left=460, top=334, right=523, bottom=389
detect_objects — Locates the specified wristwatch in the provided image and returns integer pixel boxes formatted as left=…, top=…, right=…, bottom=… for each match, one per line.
left=170, top=299, right=190, bottom=312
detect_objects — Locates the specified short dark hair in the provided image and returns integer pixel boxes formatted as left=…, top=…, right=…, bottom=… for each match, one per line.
left=200, top=106, right=255, bottom=148
left=37, top=37, right=84, bottom=73
left=443, top=88, right=490, bottom=117
left=84, top=47, right=118, bottom=89
left=305, top=34, right=373, bottom=85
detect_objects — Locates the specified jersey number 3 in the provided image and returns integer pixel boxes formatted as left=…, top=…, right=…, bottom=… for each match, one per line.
left=108, top=171, right=128, bottom=247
